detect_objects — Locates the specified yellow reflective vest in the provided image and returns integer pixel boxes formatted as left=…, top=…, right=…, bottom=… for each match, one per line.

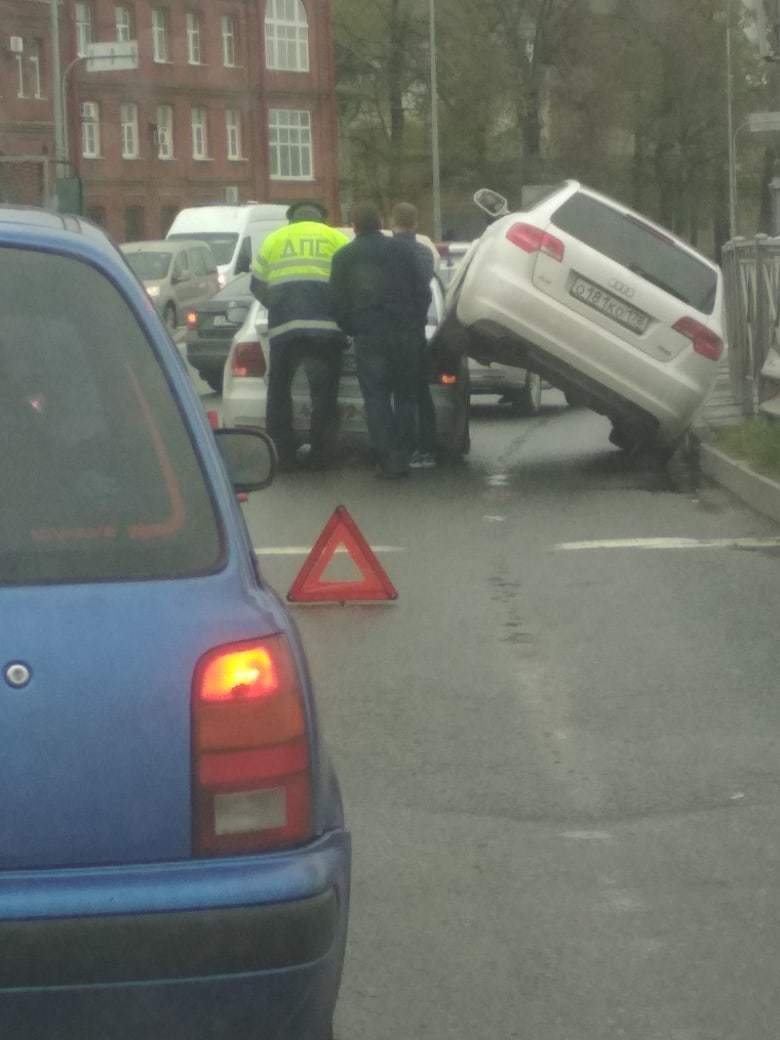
left=252, top=221, right=350, bottom=345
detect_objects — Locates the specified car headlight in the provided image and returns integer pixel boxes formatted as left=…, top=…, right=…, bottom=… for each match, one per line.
left=146, top=285, right=161, bottom=299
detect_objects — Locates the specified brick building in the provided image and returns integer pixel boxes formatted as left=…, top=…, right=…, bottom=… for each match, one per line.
left=0, top=0, right=340, bottom=241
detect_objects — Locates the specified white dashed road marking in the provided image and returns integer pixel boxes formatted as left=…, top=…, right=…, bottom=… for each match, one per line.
left=555, top=536, right=780, bottom=552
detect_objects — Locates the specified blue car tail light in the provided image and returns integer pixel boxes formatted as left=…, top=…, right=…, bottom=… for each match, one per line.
left=192, top=635, right=313, bottom=856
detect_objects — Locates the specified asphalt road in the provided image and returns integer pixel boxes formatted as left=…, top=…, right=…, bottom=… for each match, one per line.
left=236, top=391, right=780, bottom=1040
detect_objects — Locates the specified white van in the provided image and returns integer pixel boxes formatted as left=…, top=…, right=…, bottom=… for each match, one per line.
left=166, top=204, right=288, bottom=288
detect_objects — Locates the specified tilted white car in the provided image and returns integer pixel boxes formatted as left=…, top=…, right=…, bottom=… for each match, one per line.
left=221, top=277, right=470, bottom=460
left=440, top=182, right=725, bottom=453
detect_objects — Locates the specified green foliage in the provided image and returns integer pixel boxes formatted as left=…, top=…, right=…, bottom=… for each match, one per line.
left=334, top=0, right=772, bottom=247
left=715, top=417, right=780, bottom=476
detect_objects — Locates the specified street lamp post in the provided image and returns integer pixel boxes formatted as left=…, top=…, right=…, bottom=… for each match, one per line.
left=49, top=0, right=67, bottom=182
left=727, top=0, right=739, bottom=239
left=429, top=0, right=443, bottom=241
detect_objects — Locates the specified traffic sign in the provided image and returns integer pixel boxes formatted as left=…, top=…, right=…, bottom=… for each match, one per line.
left=287, top=506, right=399, bottom=604
left=86, top=41, right=139, bottom=72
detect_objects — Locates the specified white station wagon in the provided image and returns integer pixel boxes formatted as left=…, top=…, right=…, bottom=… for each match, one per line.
left=441, top=182, right=725, bottom=455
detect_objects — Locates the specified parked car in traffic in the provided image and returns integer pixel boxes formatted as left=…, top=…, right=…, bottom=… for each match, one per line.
left=121, top=239, right=219, bottom=331
left=468, top=357, right=543, bottom=414
left=221, top=277, right=471, bottom=460
left=167, top=203, right=288, bottom=288
left=440, top=182, right=725, bottom=455
left=0, top=206, right=350, bottom=1040
left=185, top=272, right=256, bottom=392
left=436, top=241, right=543, bottom=414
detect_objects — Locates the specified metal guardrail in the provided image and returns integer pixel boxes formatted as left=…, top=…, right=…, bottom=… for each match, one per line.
left=722, top=235, right=780, bottom=418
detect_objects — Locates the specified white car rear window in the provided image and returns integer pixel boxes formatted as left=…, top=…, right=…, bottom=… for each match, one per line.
left=551, top=193, right=717, bottom=315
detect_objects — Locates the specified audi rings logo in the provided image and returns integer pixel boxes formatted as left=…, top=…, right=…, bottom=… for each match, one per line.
left=608, top=279, right=636, bottom=299
left=4, top=662, right=31, bottom=689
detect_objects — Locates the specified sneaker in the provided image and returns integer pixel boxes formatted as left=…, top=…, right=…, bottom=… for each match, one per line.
left=409, top=451, right=437, bottom=469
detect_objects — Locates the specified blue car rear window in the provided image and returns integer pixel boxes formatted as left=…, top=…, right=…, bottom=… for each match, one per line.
left=0, top=246, right=222, bottom=585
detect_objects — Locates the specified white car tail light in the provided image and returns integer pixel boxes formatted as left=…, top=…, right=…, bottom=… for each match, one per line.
left=232, top=341, right=266, bottom=378
left=506, top=223, right=565, bottom=263
left=673, top=316, right=723, bottom=361
left=192, top=635, right=312, bottom=855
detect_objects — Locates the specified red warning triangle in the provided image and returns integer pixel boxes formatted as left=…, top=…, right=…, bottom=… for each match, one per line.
left=287, top=506, right=398, bottom=603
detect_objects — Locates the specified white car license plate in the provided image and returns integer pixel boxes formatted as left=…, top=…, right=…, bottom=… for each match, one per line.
left=212, top=315, right=229, bottom=327
left=569, top=275, right=649, bottom=335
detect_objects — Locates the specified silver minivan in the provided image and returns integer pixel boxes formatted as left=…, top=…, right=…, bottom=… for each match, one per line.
left=121, top=240, right=220, bottom=331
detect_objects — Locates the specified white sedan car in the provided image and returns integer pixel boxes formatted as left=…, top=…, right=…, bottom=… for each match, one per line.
left=221, top=278, right=471, bottom=460
left=441, top=181, right=725, bottom=453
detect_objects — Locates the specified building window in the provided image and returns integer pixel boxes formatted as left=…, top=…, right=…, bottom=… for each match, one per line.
left=75, top=3, right=93, bottom=58
left=221, top=15, right=236, bottom=67
left=191, top=106, right=208, bottom=159
left=265, top=0, right=309, bottom=73
left=226, top=108, right=242, bottom=160
left=16, top=39, right=44, bottom=99
left=269, top=109, right=312, bottom=179
left=152, top=8, right=170, bottom=62
left=28, top=41, right=43, bottom=98
left=125, top=205, right=145, bottom=242
left=15, top=52, right=25, bottom=98
left=81, top=101, right=100, bottom=158
left=186, top=13, right=202, bottom=64
left=156, top=104, right=174, bottom=159
left=116, top=5, right=133, bottom=42
left=121, top=103, right=139, bottom=158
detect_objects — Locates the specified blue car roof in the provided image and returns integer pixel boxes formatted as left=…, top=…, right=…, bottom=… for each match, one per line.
left=0, top=205, right=121, bottom=264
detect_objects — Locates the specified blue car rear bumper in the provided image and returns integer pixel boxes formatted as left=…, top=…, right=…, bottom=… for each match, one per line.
left=0, top=829, right=350, bottom=1040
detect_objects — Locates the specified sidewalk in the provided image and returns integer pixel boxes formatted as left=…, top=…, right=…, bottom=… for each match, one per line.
left=694, top=357, right=780, bottom=526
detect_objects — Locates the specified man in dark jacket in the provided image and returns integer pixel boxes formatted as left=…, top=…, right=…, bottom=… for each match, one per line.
left=330, top=203, right=432, bottom=478
left=391, top=201, right=437, bottom=469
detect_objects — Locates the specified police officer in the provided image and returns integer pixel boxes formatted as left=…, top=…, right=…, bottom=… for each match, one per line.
left=251, top=202, right=350, bottom=470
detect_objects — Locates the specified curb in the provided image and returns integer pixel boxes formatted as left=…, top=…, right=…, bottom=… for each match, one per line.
left=699, top=442, right=780, bottom=526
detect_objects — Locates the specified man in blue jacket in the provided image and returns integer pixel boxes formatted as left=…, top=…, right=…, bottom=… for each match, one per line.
left=330, top=203, right=432, bottom=479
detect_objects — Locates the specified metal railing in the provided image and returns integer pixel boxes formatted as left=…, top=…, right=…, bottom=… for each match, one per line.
left=722, top=235, right=780, bottom=417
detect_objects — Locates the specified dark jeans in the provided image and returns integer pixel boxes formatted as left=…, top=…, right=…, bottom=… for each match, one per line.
left=417, top=339, right=437, bottom=455
left=266, top=336, right=343, bottom=464
left=354, top=333, right=419, bottom=472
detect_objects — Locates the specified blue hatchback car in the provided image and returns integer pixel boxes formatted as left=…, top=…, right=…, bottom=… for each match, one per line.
left=0, top=208, right=350, bottom=1039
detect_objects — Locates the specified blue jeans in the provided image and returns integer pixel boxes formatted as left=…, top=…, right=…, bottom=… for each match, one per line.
left=354, top=333, right=418, bottom=472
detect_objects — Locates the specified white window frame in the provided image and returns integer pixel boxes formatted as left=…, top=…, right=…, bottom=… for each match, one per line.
left=75, top=3, right=93, bottom=59
left=152, top=8, right=170, bottom=63
left=15, top=53, right=25, bottom=99
left=226, top=108, right=242, bottom=160
left=186, top=12, right=202, bottom=65
left=191, top=106, right=209, bottom=160
left=121, top=102, right=139, bottom=159
left=156, top=104, right=174, bottom=159
left=269, top=108, right=313, bottom=181
left=265, top=0, right=309, bottom=73
left=28, top=40, right=43, bottom=99
left=221, top=15, right=236, bottom=67
left=115, top=5, right=132, bottom=43
left=81, top=101, right=100, bottom=159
